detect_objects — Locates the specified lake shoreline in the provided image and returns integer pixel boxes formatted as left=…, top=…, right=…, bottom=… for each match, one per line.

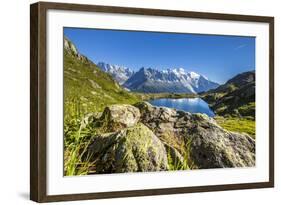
left=134, top=92, right=199, bottom=101
left=148, top=97, right=215, bottom=117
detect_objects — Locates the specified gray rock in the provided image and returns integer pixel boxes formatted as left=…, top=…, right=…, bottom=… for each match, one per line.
left=98, top=104, right=140, bottom=132
left=84, top=102, right=255, bottom=173
left=64, top=37, right=91, bottom=63
left=134, top=102, right=178, bottom=136
left=188, top=126, right=255, bottom=168
left=134, top=102, right=255, bottom=169
left=86, top=124, right=169, bottom=173
left=64, top=37, right=78, bottom=55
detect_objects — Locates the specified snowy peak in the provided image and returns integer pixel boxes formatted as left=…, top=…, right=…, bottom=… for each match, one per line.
left=123, top=67, right=219, bottom=94
left=172, top=68, right=186, bottom=76
left=98, top=62, right=219, bottom=93
left=97, top=62, right=134, bottom=85
left=188, top=71, right=200, bottom=79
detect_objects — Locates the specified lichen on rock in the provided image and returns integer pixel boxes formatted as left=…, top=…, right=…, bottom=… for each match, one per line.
left=134, top=101, right=255, bottom=169
left=86, top=123, right=169, bottom=173
left=188, top=127, right=255, bottom=168
left=96, top=104, right=141, bottom=132
left=83, top=102, right=255, bottom=174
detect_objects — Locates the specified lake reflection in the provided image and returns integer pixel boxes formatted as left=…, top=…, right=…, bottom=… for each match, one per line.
left=148, top=98, right=215, bottom=117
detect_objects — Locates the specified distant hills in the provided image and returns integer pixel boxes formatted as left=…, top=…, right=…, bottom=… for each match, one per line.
left=97, top=62, right=219, bottom=94
left=202, top=70, right=255, bottom=117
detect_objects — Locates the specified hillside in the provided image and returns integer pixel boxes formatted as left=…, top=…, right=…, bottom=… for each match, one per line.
left=63, top=37, right=140, bottom=119
left=201, top=71, right=255, bottom=118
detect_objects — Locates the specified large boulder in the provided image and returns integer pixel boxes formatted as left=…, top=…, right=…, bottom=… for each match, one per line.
left=134, top=102, right=255, bottom=169
left=134, top=102, right=194, bottom=154
left=134, top=101, right=177, bottom=124
left=179, top=113, right=255, bottom=168
left=84, top=102, right=255, bottom=172
left=187, top=115, right=255, bottom=168
left=134, top=101, right=182, bottom=146
left=97, top=104, right=140, bottom=132
left=86, top=123, right=169, bottom=173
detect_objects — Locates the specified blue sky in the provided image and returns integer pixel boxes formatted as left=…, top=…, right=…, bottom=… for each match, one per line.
left=64, top=27, right=255, bottom=84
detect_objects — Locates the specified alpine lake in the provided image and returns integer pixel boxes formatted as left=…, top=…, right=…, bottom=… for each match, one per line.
left=148, top=97, right=215, bottom=117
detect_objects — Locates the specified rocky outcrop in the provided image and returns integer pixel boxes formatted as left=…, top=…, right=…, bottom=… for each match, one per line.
left=135, top=102, right=178, bottom=131
left=187, top=115, right=255, bottom=168
left=96, top=104, right=140, bottom=132
left=64, top=36, right=91, bottom=63
left=85, top=102, right=255, bottom=174
left=134, top=102, right=255, bottom=168
left=86, top=123, right=169, bottom=173
left=64, top=37, right=78, bottom=55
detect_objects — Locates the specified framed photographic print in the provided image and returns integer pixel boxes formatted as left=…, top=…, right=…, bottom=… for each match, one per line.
left=30, top=1, right=274, bottom=202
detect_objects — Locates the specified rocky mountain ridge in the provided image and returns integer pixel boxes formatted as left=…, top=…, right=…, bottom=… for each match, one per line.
left=97, top=62, right=135, bottom=85
left=96, top=61, right=219, bottom=93
left=123, top=67, right=219, bottom=93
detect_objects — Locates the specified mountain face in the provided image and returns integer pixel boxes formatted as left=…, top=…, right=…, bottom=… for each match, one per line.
left=97, top=62, right=134, bottom=85
left=123, top=67, right=219, bottom=93
left=202, top=71, right=255, bottom=117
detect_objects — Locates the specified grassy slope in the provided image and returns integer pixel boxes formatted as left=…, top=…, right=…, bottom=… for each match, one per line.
left=63, top=49, right=140, bottom=175
left=206, top=85, right=255, bottom=137
left=215, top=116, right=255, bottom=137
left=64, top=50, right=140, bottom=119
left=201, top=72, right=256, bottom=137
left=201, top=71, right=255, bottom=118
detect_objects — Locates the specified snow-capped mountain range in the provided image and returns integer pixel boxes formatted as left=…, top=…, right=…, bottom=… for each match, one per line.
left=97, top=62, right=219, bottom=93
left=97, top=62, right=135, bottom=85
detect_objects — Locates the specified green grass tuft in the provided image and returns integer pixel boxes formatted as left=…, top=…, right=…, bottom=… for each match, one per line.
left=167, top=138, right=197, bottom=171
